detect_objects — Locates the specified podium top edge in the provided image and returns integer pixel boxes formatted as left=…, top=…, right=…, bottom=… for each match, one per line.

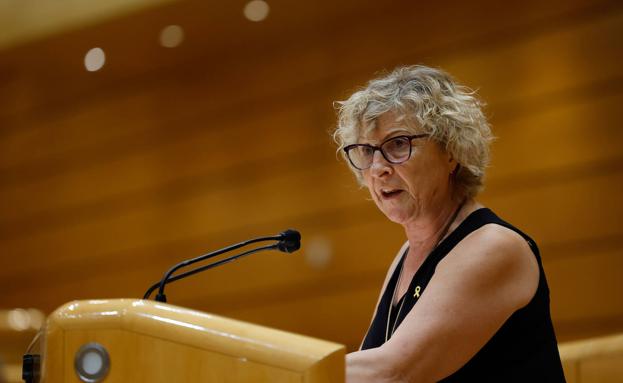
left=48, top=299, right=345, bottom=371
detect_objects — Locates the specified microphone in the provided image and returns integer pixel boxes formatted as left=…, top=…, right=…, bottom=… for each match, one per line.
left=143, top=229, right=301, bottom=303
left=277, top=229, right=301, bottom=253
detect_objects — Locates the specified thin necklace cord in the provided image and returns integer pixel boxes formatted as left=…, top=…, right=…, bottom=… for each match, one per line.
left=385, top=198, right=466, bottom=341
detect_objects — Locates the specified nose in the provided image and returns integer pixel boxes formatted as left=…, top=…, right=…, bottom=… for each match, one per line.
left=368, top=150, right=392, bottom=178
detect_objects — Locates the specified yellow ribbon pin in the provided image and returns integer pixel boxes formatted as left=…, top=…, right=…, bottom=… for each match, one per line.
left=414, top=286, right=421, bottom=298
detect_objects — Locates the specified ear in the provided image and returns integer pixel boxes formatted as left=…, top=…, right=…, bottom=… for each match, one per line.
left=448, top=155, right=459, bottom=174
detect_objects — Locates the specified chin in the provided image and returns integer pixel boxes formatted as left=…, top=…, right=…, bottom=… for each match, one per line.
left=379, top=204, right=418, bottom=225
left=382, top=210, right=411, bottom=225
left=373, top=196, right=416, bottom=224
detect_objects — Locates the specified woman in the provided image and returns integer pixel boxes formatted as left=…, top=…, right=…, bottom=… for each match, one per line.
left=334, top=66, right=565, bottom=382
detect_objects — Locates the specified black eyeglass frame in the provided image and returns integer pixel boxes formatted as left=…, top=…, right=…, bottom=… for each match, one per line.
left=343, top=134, right=429, bottom=170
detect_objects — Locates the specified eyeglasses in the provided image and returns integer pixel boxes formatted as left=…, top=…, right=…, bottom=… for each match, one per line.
left=343, top=134, right=429, bottom=170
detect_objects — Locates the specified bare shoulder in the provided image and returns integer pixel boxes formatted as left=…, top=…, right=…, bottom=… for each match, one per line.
left=380, top=223, right=542, bottom=380
left=461, top=223, right=535, bottom=259
left=438, top=222, right=540, bottom=309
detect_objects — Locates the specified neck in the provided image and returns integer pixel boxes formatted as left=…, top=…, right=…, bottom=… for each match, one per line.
left=403, top=195, right=468, bottom=261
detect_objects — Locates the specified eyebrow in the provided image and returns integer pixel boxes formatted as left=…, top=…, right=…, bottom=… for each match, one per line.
left=360, top=129, right=412, bottom=144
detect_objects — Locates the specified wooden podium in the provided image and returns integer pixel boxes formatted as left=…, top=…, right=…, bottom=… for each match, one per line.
left=24, top=299, right=345, bottom=382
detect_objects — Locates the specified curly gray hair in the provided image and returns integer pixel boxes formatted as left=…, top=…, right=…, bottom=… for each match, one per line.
left=333, top=65, right=493, bottom=198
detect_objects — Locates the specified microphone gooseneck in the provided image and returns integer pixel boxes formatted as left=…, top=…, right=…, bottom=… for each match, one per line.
left=143, top=229, right=301, bottom=303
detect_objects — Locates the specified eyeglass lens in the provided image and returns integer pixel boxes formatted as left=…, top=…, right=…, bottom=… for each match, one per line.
left=348, top=136, right=412, bottom=169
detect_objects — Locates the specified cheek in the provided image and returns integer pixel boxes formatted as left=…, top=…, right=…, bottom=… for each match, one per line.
left=361, top=174, right=377, bottom=198
left=402, top=161, right=449, bottom=195
left=361, top=172, right=371, bottom=190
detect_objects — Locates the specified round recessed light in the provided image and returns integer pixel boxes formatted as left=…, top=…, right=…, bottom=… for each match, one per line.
left=159, top=25, right=184, bottom=48
left=243, top=0, right=270, bottom=22
left=84, top=47, right=106, bottom=72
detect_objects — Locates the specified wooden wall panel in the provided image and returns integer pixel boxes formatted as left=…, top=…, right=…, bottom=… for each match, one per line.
left=1, top=0, right=620, bottom=167
left=0, top=0, right=611, bottom=120
left=0, top=90, right=165, bottom=169
left=441, top=7, right=623, bottom=108
left=489, top=91, right=623, bottom=179
left=1, top=0, right=622, bottom=354
left=484, top=171, right=623, bottom=245
left=0, top=141, right=620, bottom=279
left=2, top=0, right=621, bottom=210
left=0, top=210, right=399, bottom=315
left=0, top=102, right=328, bottom=222
left=4, top=82, right=623, bottom=231
left=1, top=87, right=621, bottom=282
left=2, top=168, right=621, bottom=324
left=546, top=249, right=623, bottom=323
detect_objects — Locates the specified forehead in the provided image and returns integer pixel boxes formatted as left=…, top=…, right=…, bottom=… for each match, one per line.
left=361, top=111, right=416, bottom=142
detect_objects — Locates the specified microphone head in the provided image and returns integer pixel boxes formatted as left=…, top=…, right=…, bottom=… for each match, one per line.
left=277, top=229, right=301, bottom=253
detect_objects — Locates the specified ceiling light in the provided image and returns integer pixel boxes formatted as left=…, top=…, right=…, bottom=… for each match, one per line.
left=159, top=25, right=184, bottom=48
left=243, top=0, right=270, bottom=22
left=84, top=47, right=105, bottom=72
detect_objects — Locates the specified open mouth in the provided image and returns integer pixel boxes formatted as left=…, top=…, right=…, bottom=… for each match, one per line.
left=380, top=189, right=403, bottom=199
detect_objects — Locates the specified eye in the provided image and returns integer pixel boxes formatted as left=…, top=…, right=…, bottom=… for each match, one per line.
left=384, top=137, right=410, bottom=152
left=382, top=136, right=412, bottom=161
left=358, top=145, right=374, bottom=157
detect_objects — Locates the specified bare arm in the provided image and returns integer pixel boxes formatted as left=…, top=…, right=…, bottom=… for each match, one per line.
left=347, top=225, right=539, bottom=383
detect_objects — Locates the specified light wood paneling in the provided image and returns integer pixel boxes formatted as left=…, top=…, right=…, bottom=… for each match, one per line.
left=546, top=248, right=623, bottom=323
left=2, top=83, right=622, bottom=235
left=489, top=90, right=623, bottom=179
left=0, top=102, right=328, bottom=222
left=1, top=1, right=622, bottom=222
left=0, top=0, right=622, bottom=357
left=2, top=168, right=622, bottom=332
left=1, top=0, right=613, bottom=120
left=1, top=114, right=621, bottom=283
left=1, top=0, right=620, bottom=168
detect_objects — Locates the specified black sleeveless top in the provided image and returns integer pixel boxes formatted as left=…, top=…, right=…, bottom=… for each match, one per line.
left=361, top=208, right=566, bottom=382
